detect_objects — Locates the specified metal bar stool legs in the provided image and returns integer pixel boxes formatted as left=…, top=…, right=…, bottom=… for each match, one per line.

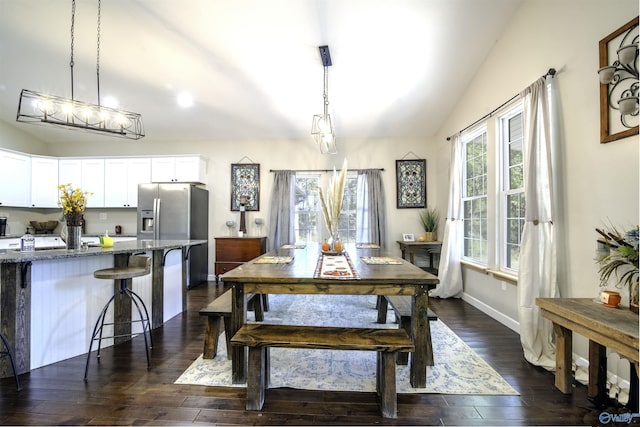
left=84, top=255, right=153, bottom=380
left=0, top=332, right=21, bottom=391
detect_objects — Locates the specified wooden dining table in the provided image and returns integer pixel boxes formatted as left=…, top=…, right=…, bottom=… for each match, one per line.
left=221, top=244, right=439, bottom=388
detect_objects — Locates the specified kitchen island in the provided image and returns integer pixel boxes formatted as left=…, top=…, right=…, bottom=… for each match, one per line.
left=0, top=239, right=206, bottom=378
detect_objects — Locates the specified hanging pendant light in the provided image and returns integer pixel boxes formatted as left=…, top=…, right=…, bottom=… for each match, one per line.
left=311, top=45, right=337, bottom=154
left=16, top=0, right=144, bottom=140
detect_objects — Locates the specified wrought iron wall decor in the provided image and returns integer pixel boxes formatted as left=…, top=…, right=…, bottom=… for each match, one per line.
left=231, top=163, right=260, bottom=211
left=598, top=16, right=639, bottom=143
left=396, top=159, right=426, bottom=209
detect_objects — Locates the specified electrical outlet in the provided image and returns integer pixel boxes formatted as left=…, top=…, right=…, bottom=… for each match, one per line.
left=501, top=282, right=507, bottom=291
left=99, top=213, right=107, bottom=220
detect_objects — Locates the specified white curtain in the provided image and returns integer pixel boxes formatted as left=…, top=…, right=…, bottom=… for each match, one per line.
left=431, top=133, right=464, bottom=298
left=517, top=76, right=560, bottom=369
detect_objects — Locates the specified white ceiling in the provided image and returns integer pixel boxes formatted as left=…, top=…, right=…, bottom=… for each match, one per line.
left=0, top=0, right=523, bottom=145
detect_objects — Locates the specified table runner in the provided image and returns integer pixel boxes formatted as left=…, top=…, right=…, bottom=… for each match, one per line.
left=314, top=252, right=360, bottom=279
left=360, top=256, right=402, bottom=265
left=255, top=256, right=294, bottom=264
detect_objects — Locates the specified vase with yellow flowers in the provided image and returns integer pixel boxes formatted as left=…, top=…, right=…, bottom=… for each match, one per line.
left=319, top=159, right=347, bottom=252
left=58, top=183, right=90, bottom=250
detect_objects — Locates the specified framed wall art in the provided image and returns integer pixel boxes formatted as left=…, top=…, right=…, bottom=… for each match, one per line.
left=396, top=159, right=426, bottom=208
left=231, top=163, right=260, bottom=211
left=598, top=16, right=639, bottom=143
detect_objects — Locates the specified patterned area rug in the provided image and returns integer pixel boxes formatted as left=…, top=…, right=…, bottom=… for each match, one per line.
left=175, top=294, right=519, bottom=395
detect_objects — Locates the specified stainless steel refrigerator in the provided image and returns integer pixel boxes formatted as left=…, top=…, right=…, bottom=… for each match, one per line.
left=137, top=183, right=209, bottom=288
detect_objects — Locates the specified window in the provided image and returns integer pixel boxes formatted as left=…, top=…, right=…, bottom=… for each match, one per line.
left=293, top=172, right=358, bottom=244
left=462, top=129, right=488, bottom=263
left=500, top=108, right=525, bottom=271
left=293, top=174, right=320, bottom=243
left=460, top=101, right=525, bottom=273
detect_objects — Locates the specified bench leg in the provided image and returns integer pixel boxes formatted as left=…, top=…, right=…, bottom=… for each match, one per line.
left=377, top=296, right=388, bottom=324
left=223, top=316, right=232, bottom=360
left=246, top=346, right=266, bottom=410
left=250, top=295, right=265, bottom=322
left=377, top=351, right=398, bottom=419
left=203, top=316, right=222, bottom=359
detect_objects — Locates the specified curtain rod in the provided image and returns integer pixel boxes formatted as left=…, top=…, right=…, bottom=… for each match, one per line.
left=446, top=68, right=556, bottom=141
left=270, top=168, right=384, bottom=173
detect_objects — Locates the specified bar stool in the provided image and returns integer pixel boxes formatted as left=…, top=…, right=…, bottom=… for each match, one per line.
left=0, top=331, right=21, bottom=390
left=84, top=255, right=153, bottom=380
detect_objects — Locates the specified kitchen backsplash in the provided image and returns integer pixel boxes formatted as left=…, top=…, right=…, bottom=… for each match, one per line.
left=0, top=207, right=137, bottom=237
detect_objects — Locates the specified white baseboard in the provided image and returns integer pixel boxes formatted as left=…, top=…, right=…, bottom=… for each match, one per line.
left=461, top=292, right=520, bottom=334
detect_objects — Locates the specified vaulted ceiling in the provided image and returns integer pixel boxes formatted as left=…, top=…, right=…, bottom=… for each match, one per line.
left=0, top=0, right=522, bottom=144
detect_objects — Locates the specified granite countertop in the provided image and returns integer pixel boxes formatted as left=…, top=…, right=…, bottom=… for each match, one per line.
left=0, top=239, right=207, bottom=263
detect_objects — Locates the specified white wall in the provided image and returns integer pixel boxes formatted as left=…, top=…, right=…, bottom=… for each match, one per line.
left=432, top=0, right=639, bottom=382
left=0, top=124, right=438, bottom=276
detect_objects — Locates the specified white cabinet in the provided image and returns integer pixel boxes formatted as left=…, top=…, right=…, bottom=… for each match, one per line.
left=59, top=158, right=105, bottom=207
left=31, top=156, right=59, bottom=208
left=104, top=157, right=151, bottom=207
left=151, top=156, right=206, bottom=183
left=0, top=150, right=31, bottom=207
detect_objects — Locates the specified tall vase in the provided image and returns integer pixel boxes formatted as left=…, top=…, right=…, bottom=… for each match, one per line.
left=67, top=225, right=82, bottom=250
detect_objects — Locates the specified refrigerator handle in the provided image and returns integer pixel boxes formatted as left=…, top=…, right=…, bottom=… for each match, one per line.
left=154, top=198, right=160, bottom=240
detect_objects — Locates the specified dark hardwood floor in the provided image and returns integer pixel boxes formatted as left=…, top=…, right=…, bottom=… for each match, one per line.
left=0, top=282, right=612, bottom=425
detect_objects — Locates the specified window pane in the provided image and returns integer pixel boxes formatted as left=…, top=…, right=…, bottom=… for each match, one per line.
left=462, top=131, right=488, bottom=263
left=502, top=110, right=525, bottom=271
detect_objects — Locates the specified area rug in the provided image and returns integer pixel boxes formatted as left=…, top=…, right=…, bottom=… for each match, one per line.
left=175, top=294, right=518, bottom=395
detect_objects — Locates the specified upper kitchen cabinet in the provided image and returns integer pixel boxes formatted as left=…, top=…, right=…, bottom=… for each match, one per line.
left=104, top=157, right=151, bottom=207
left=59, top=158, right=105, bottom=207
left=151, top=156, right=206, bottom=184
left=31, top=156, right=59, bottom=208
left=0, top=150, right=31, bottom=207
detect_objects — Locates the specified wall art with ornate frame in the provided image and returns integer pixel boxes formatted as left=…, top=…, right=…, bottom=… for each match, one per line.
left=230, top=163, right=260, bottom=211
left=598, top=16, right=639, bottom=143
left=396, top=159, right=426, bottom=208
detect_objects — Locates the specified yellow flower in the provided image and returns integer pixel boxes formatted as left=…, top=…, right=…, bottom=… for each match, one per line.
left=58, top=184, right=91, bottom=226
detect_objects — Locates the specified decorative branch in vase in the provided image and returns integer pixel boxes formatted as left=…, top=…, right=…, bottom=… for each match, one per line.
left=319, top=158, right=347, bottom=252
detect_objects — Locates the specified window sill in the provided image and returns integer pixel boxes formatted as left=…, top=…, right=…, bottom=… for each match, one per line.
left=460, top=260, right=518, bottom=285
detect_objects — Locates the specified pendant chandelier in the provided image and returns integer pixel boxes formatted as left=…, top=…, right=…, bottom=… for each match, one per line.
left=16, top=0, right=144, bottom=140
left=311, top=45, right=337, bottom=154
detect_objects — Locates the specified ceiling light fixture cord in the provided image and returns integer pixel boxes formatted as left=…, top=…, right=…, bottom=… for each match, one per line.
left=96, top=0, right=101, bottom=106
left=69, top=0, right=76, bottom=101
left=323, top=66, right=330, bottom=119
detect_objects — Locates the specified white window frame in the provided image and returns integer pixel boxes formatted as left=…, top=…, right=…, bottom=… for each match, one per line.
left=293, top=171, right=358, bottom=245
left=461, top=126, right=488, bottom=264
left=460, top=100, right=526, bottom=275
left=498, top=105, right=525, bottom=273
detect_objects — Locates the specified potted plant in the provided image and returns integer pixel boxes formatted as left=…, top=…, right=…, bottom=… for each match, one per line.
left=596, top=225, right=639, bottom=313
left=419, top=207, right=440, bottom=242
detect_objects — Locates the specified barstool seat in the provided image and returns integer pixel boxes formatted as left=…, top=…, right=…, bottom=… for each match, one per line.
left=84, top=255, right=153, bottom=380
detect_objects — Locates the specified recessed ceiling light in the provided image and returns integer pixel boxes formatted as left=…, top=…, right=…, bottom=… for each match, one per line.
left=177, top=91, right=194, bottom=108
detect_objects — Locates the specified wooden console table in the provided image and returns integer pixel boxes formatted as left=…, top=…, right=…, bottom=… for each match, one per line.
left=396, top=240, right=441, bottom=273
left=536, top=298, right=638, bottom=409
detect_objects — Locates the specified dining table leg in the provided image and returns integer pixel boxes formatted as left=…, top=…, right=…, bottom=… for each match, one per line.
left=230, top=282, right=247, bottom=384
left=410, top=285, right=431, bottom=388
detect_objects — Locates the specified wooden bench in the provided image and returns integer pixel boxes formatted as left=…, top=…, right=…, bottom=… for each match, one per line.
left=377, top=295, right=438, bottom=366
left=198, top=290, right=265, bottom=359
left=231, top=323, right=414, bottom=419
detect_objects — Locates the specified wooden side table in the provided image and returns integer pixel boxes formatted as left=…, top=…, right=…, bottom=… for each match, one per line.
left=536, top=298, right=639, bottom=410
left=396, top=240, right=442, bottom=273
left=215, top=236, right=267, bottom=282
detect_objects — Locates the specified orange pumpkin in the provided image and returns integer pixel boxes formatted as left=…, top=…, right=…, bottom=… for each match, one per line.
left=321, top=241, right=330, bottom=252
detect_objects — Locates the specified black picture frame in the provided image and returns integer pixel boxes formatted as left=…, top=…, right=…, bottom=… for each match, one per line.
left=396, top=159, right=426, bottom=208
left=231, top=163, right=260, bottom=211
